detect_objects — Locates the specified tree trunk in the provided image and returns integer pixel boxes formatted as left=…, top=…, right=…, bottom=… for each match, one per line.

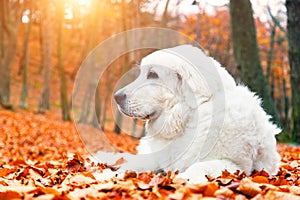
left=20, top=7, right=33, bottom=109
left=286, top=0, right=300, bottom=142
left=282, top=77, right=289, bottom=130
left=230, top=0, right=279, bottom=124
left=92, top=87, right=101, bottom=127
left=38, top=0, right=52, bottom=113
left=113, top=0, right=131, bottom=134
left=57, top=1, right=71, bottom=121
left=78, top=78, right=92, bottom=123
left=161, top=0, right=170, bottom=27
left=78, top=0, right=103, bottom=125
left=0, top=0, right=22, bottom=107
left=101, top=94, right=109, bottom=131
left=266, top=26, right=276, bottom=81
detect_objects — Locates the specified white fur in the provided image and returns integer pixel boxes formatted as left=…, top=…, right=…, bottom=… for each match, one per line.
left=96, top=45, right=281, bottom=183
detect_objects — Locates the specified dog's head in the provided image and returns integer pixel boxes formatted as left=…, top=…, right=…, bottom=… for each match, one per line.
left=114, top=64, right=183, bottom=121
left=114, top=45, right=216, bottom=139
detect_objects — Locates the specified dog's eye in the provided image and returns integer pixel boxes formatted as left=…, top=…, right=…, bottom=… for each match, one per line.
left=147, top=71, right=159, bottom=79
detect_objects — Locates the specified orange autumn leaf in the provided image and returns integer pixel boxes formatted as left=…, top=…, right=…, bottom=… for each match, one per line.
left=0, top=191, right=21, bottom=200
left=203, top=183, right=219, bottom=196
left=252, top=175, right=269, bottom=184
left=112, top=157, right=127, bottom=166
left=0, top=168, right=15, bottom=177
left=237, top=178, right=262, bottom=197
left=0, top=110, right=300, bottom=199
left=214, top=187, right=234, bottom=198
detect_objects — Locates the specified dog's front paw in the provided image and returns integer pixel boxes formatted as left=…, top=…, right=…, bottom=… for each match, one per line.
left=177, top=170, right=209, bottom=184
left=93, top=151, right=123, bottom=165
left=118, top=160, right=149, bottom=172
left=177, top=160, right=241, bottom=184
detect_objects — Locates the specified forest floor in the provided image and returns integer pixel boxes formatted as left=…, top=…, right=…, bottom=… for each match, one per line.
left=1, top=109, right=300, bottom=199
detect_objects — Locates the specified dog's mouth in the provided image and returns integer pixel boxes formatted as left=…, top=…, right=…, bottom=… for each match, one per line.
left=140, top=111, right=157, bottom=120
left=118, top=107, right=157, bottom=121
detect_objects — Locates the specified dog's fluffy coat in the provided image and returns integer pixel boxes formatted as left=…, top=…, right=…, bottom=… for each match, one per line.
left=97, top=45, right=280, bottom=183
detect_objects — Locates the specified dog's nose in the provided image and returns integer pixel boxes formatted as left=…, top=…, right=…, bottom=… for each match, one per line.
left=114, top=92, right=126, bottom=105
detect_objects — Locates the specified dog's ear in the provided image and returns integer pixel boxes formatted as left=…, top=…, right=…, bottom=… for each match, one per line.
left=175, top=73, right=198, bottom=109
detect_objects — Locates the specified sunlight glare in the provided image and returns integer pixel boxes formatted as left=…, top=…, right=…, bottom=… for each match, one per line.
left=65, top=8, right=73, bottom=20
left=206, top=0, right=229, bottom=6
left=74, top=0, right=91, bottom=7
left=22, top=15, right=29, bottom=24
left=21, top=9, right=30, bottom=24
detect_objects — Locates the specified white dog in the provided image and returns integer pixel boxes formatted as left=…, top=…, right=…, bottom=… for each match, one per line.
left=96, top=45, right=280, bottom=183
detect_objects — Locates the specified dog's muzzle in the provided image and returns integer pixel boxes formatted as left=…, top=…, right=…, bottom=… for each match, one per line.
left=114, top=91, right=134, bottom=118
left=114, top=90, right=159, bottom=120
left=114, top=91, right=126, bottom=108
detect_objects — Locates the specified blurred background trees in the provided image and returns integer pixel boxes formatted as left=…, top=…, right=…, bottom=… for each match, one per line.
left=286, top=0, right=300, bottom=142
left=0, top=0, right=298, bottom=142
left=37, top=0, right=53, bottom=113
left=0, top=0, right=23, bottom=107
left=230, top=0, right=279, bottom=124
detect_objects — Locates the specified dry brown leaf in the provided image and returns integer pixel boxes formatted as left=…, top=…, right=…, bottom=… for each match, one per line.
left=215, top=178, right=233, bottom=186
left=188, top=183, right=208, bottom=194
left=65, top=160, right=81, bottom=173
left=112, top=157, right=127, bottom=166
left=61, top=174, right=95, bottom=186
left=214, top=187, right=234, bottom=198
left=264, top=190, right=300, bottom=200
left=123, top=170, right=137, bottom=180
left=149, top=176, right=165, bottom=187
left=236, top=178, right=261, bottom=197
left=137, top=172, right=154, bottom=184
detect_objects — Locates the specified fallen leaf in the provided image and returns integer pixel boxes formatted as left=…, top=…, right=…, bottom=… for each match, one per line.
left=168, top=192, right=184, bottom=200
left=112, top=157, right=127, bottom=166
left=0, top=191, right=21, bottom=200
left=252, top=175, right=269, bottom=184
left=264, top=190, right=300, bottom=200
left=237, top=178, right=261, bottom=197
left=214, top=187, right=234, bottom=198
left=65, top=160, right=81, bottom=173
left=203, top=183, right=219, bottom=196
left=0, top=168, right=16, bottom=177
left=123, top=170, right=137, bottom=180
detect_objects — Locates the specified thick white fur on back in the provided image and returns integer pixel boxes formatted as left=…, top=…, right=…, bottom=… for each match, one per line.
left=95, top=45, right=281, bottom=183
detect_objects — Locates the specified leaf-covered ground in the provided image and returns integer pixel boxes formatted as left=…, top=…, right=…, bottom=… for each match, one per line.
left=1, top=109, right=300, bottom=199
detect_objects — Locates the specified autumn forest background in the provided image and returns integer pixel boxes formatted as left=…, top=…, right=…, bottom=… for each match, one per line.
left=0, top=0, right=300, bottom=152
left=1, top=0, right=300, bottom=198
